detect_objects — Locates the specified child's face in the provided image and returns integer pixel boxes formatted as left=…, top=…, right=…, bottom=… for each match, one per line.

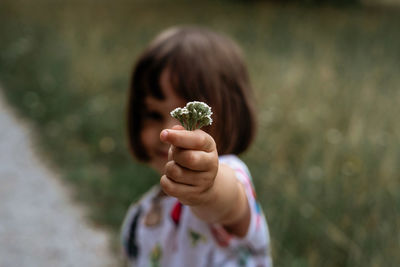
left=141, top=70, right=186, bottom=174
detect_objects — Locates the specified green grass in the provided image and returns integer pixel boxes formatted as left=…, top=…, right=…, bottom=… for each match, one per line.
left=0, top=1, right=399, bottom=266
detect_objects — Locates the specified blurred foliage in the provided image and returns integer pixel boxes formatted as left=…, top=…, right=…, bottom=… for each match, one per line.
left=0, top=1, right=399, bottom=266
left=239, top=0, right=361, bottom=7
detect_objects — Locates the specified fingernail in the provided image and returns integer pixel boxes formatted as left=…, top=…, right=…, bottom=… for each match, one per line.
left=160, top=130, right=168, bottom=139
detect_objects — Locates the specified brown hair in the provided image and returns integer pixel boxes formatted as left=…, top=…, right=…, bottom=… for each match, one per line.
left=127, top=26, right=257, bottom=161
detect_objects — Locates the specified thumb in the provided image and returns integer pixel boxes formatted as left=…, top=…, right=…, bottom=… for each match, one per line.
left=160, top=124, right=185, bottom=144
left=171, top=125, right=185, bottom=130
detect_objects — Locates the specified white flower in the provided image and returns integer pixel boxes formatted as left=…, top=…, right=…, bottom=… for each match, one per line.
left=170, top=101, right=213, bottom=130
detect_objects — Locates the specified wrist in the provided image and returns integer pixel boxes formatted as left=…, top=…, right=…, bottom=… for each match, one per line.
left=190, top=164, right=234, bottom=221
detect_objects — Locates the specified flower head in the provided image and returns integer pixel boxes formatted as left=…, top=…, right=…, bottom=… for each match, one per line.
left=170, top=101, right=213, bottom=131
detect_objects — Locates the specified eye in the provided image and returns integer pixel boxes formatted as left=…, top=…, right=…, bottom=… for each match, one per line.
left=143, top=111, right=163, bottom=121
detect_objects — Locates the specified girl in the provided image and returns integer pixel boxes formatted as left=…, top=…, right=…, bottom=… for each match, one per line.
left=121, top=26, right=272, bottom=267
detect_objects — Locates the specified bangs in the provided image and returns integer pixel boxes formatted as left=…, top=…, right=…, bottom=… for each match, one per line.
left=133, top=55, right=166, bottom=100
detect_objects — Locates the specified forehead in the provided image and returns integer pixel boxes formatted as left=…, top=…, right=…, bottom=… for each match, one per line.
left=145, top=69, right=186, bottom=110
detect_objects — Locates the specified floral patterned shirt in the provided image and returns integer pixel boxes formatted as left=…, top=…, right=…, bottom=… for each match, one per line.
left=121, top=155, right=272, bottom=267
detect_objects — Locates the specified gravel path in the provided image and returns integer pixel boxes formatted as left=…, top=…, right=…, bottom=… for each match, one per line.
left=0, top=91, right=117, bottom=267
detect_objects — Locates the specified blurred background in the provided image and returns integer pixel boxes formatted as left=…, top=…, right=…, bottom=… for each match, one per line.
left=0, top=0, right=399, bottom=266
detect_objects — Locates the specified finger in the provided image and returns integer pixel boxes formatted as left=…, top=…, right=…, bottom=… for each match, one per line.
left=160, top=175, right=209, bottom=205
left=164, top=160, right=211, bottom=186
left=159, top=125, right=184, bottom=155
left=160, top=129, right=215, bottom=152
left=168, top=145, right=173, bottom=161
left=172, top=147, right=216, bottom=171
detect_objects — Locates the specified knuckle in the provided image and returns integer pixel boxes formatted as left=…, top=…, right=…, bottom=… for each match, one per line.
left=200, top=135, right=207, bottom=147
left=198, top=173, right=214, bottom=191
left=201, top=134, right=214, bottom=152
left=199, top=176, right=210, bottom=187
left=160, top=176, right=170, bottom=192
left=186, top=151, right=197, bottom=165
left=207, top=137, right=216, bottom=152
left=211, top=138, right=216, bottom=150
left=166, top=162, right=180, bottom=179
left=171, top=164, right=181, bottom=179
left=164, top=162, right=172, bottom=175
left=171, top=145, right=177, bottom=154
left=171, top=147, right=181, bottom=161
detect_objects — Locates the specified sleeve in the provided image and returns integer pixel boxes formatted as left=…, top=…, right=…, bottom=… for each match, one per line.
left=217, top=155, right=272, bottom=259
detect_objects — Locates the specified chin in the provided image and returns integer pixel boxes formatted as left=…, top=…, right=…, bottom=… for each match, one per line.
left=149, top=152, right=168, bottom=173
left=150, top=161, right=165, bottom=175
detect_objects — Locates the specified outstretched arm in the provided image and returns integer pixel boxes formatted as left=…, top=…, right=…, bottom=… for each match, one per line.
left=159, top=125, right=250, bottom=237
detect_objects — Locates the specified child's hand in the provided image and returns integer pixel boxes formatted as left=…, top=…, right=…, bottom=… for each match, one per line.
left=159, top=125, right=218, bottom=206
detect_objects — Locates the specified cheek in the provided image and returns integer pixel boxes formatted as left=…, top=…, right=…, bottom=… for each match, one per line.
left=140, top=127, right=153, bottom=148
left=140, top=124, right=161, bottom=151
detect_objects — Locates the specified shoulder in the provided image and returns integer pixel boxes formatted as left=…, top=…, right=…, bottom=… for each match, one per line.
left=122, top=185, right=160, bottom=225
left=219, top=154, right=253, bottom=184
left=219, top=154, right=249, bottom=171
left=120, top=185, right=160, bottom=260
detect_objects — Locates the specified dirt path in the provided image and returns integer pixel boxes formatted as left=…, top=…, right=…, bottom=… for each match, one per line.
left=0, top=91, right=117, bottom=267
